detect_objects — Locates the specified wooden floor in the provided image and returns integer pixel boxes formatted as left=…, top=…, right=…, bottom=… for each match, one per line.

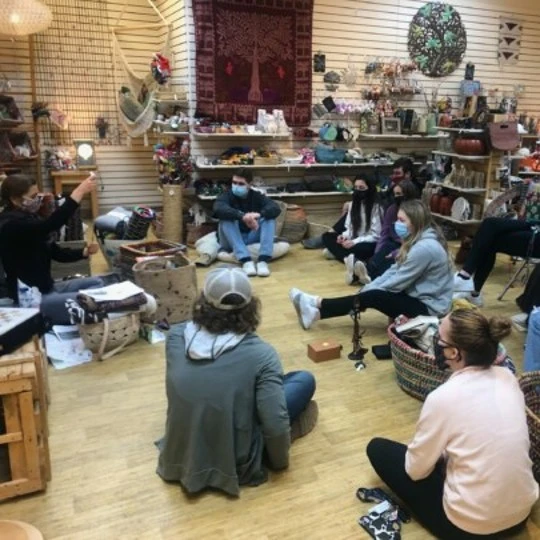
left=2, top=244, right=539, bottom=539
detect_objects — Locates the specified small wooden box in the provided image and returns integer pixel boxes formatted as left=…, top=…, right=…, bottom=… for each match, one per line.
left=307, top=338, right=341, bottom=362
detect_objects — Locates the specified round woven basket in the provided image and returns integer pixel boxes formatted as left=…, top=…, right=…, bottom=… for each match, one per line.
left=79, top=313, right=140, bottom=361
left=162, top=184, right=183, bottom=243
left=280, top=204, right=308, bottom=243
left=519, top=372, right=540, bottom=482
left=388, top=324, right=517, bottom=402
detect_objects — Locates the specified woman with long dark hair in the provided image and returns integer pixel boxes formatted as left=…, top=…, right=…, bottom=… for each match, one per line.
left=322, top=175, right=383, bottom=285
left=367, top=309, right=538, bottom=539
left=290, top=200, right=453, bottom=330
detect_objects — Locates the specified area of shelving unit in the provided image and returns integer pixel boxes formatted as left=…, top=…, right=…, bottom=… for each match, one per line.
left=197, top=190, right=351, bottom=201
left=426, top=181, right=486, bottom=194
left=518, top=170, right=540, bottom=176
left=437, top=127, right=485, bottom=134
left=358, top=133, right=445, bottom=140
left=432, top=150, right=490, bottom=161
left=194, top=160, right=399, bottom=170
left=192, top=132, right=291, bottom=139
left=431, top=212, right=482, bottom=226
left=154, top=131, right=190, bottom=137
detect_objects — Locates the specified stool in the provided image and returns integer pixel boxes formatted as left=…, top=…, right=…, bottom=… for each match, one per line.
left=0, top=363, right=46, bottom=501
left=51, top=170, right=99, bottom=219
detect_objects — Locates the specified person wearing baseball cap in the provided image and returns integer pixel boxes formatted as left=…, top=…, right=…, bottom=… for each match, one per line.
left=157, top=267, right=317, bottom=496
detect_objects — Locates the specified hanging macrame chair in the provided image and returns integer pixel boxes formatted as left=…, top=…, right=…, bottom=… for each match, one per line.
left=111, top=0, right=171, bottom=143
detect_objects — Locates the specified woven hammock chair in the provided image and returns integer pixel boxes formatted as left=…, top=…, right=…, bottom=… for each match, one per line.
left=111, top=0, right=171, bottom=143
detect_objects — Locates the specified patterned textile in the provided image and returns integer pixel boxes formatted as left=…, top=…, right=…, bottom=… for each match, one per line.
left=193, top=0, right=313, bottom=126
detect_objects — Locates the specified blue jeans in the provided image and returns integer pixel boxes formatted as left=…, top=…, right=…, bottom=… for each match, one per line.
left=41, top=276, right=104, bottom=325
left=218, top=219, right=276, bottom=262
left=524, top=308, right=540, bottom=372
left=283, top=371, right=316, bottom=423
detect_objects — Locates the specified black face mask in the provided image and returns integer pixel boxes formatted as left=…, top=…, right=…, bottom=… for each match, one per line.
left=433, top=342, right=450, bottom=371
left=353, top=190, right=368, bottom=201
left=393, top=194, right=404, bottom=205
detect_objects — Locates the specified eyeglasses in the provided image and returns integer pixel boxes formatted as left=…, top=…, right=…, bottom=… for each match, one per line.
left=432, top=332, right=457, bottom=350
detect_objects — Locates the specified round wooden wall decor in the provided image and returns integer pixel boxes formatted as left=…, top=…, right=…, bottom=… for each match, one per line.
left=408, top=2, right=467, bottom=78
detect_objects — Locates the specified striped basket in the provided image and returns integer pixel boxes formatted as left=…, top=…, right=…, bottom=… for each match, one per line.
left=388, top=324, right=517, bottom=402
left=518, top=372, right=540, bottom=483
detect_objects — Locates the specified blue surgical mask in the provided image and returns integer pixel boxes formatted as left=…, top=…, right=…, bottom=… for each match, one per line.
left=232, top=185, right=248, bottom=198
left=394, top=221, right=409, bottom=239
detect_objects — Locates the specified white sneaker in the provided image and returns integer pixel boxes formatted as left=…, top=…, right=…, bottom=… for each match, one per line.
left=256, top=261, right=271, bottom=277
left=354, top=260, right=372, bottom=285
left=453, top=272, right=474, bottom=293
left=322, top=248, right=336, bottom=260
left=454, top=291, right=484, bottom=307
left=242, top=260, right=257, bottom=277
left=345, top=254, right=356, bottom=285
left=289, top=288, right=319, bottom=330
left=511, top=312, right=528, bottom=333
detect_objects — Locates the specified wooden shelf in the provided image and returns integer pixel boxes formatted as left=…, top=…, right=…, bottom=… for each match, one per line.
left=197, top=190, right=351, bottom=201
left=155, top=131, right=190, bottom=137
left=437, top=127, right=485, bottom=134
left=195, top=160, right=406, bottom=170
left=521, top=134, right=540, bottom=139
left=432, top=150, right=490, bottom=162
left=432, top=212, right=482, bottom=226
left=192, top=131, right=291, bottom=139
left=518, top=170, right=540, bottom=176
left=426, top=182, right=486, bottom=194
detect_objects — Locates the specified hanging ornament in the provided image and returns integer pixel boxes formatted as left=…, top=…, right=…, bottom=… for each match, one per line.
left=0, top=0, right=53, bottom=37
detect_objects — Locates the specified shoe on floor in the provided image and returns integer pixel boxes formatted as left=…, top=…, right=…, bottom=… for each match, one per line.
left=345, top=254, right=356, bottom=285
left=453, top=291, right=484, bottom=307
left=322, top=248, right=336, bottom=260
left=289, top=288, right=319, bottom=330
left=354, top=260, right=372, bottom=285
left=291, top=400, right=318, bottom=442
left=217, top=250, right=237, bottom=264
left=453, top=272, right=474, bottom=293
left=242, top=260, right=257, bottom=277
left=511, top=312, right=528, bottom=333
left=256, top=261, right=271, bottom=277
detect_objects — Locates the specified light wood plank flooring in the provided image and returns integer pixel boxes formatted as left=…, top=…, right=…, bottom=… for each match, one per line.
left=1, top=244, right=539, bottom=539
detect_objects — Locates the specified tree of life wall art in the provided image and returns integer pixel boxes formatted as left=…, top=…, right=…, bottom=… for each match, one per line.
left=408, top=2, right=467, bottom=78
left=193, top=0, right=313, bottom=126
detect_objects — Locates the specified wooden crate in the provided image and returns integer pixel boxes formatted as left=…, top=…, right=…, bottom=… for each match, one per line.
left=0, top=362, right=49, bottom=501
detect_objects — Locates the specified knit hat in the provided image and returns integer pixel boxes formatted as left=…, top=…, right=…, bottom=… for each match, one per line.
left=203, top=267, right=252, bottom=310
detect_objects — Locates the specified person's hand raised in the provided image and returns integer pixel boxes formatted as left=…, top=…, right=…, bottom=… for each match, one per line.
left=71, top=172, right=97, bottom=203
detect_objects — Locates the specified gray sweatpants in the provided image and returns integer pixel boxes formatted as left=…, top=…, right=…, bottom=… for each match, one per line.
left=41, top=276, right=104, bottom=325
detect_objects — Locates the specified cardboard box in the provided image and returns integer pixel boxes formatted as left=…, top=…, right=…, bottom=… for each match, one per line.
left=307, top=338, right=342, bottom=362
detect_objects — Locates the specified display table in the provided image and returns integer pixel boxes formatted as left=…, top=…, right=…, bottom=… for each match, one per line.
left=51, top=169, right=99, bottom=219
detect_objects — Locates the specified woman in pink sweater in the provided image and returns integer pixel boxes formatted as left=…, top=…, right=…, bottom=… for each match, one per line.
left=367, top=309, right=538, bottom=539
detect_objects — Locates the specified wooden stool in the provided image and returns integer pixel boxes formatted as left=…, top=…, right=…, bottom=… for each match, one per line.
left=51, top=169, right=99, bottom=219
left=0, top=363, right=47, bottom=501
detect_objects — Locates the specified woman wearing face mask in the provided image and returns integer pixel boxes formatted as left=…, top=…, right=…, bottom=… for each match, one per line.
left=353, top=179, right=419, bottom=284
left=366, top=309, right=538, bottom=539
left=290, top=200, right=453, bottom=330
left=0, top=173, right=102, bottom=324
left=321, top=176, right=383, bottom=285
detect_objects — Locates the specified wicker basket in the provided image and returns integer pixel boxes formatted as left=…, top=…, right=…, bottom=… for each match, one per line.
left=162, top=184, right=183, bottom=243
left=151, top=212, right=164, bottom=239
left=519, top=372, right=540, bottom=482
left=133, top=252, right=197, bottom=324
left=79, top=313, right=140, bottom=361
left=119, top=239, right=185, bottom=280
left=388, top=324, right=517, bottom=401
left=280, top=204, right=308, bottom=243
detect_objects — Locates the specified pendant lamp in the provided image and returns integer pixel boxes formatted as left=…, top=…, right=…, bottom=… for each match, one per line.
left=0, top=0, right=53, bottom=37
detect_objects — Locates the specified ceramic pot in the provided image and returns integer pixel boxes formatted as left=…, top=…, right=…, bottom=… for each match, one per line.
left=430, top=194, right=442, bottom=213
left=454, top=138, right=485, bottom=156
left=439, top=196, right=453, bottom=216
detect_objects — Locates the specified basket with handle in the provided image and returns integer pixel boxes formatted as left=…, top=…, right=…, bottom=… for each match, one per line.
left=133, top=252, right=197, bottom=324
left=388, top=324, right=517, bottom=401
left=518, top=372, right=540, bottom=482
left=78, top=313, right=140, bottom=361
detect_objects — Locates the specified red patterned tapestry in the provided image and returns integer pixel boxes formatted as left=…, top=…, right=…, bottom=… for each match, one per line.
left=194, top=0, right=313, bottom=126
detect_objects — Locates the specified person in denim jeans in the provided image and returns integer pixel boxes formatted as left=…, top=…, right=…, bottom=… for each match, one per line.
left=214, top=168, right=281, bottom=278
left=524, top=308, right=540, bottom=372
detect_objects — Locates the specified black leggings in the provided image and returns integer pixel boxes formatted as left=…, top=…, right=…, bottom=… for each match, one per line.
left=366, top=438, right=527, bottom=540
left=463, top=218, right=540, bottom=292
left=320, top=290, right=430, bottom=320
left=366, top=240, right=401, bottom=280
left=322, top=231, right=376, bottom=263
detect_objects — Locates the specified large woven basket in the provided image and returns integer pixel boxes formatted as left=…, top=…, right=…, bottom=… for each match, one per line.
left=162, top=184, right=183, bottom=243
left=119, top=239, right=185, bottom=280
left=79, top=313, right=140, bottom=361
left=133, top=252, right=197, bottom=324
left=519, top=372, right=540, bottom=482
left=388, top=324, right=517, bottom=401
left=280, top=204, right=308, bottom=243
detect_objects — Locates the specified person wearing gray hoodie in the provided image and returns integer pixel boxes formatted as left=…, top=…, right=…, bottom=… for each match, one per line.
left=290, top=200, right=453, bottom=330
left=157, top=267, right=317, bottom=496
